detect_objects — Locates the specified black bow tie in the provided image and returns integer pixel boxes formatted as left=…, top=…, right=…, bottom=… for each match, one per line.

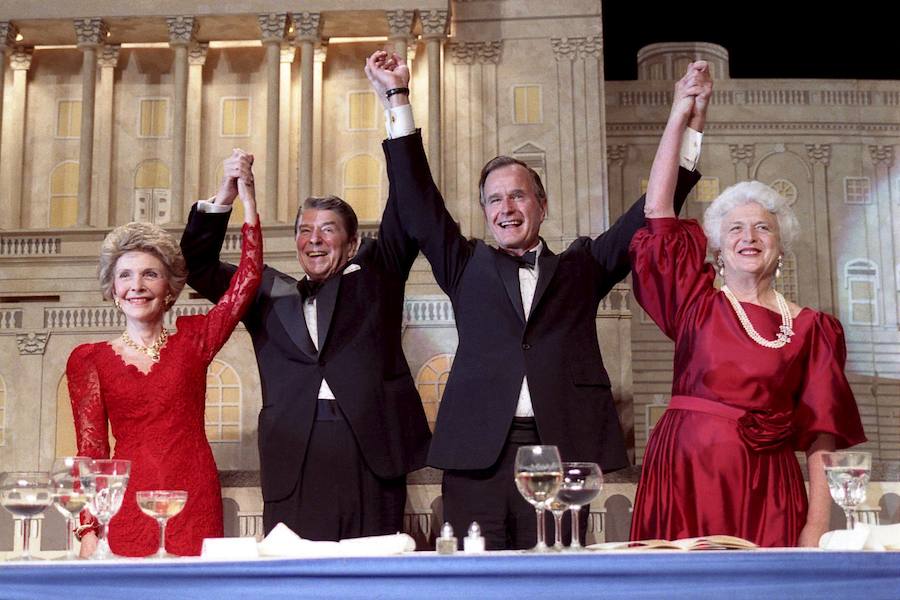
left=298, top=277, right=324, bottom=301
left=508, top=250, right=537, bottom=269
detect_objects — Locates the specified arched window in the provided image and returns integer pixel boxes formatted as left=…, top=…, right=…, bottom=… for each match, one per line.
left=512, top=85, right=542, bottom=124
left=343, top=155, right=381, bottom=221
left=415, top=354, right=454, bottom=429
left=49, top=161, right=79, bottom=228
left=205, top=359, right=241, bottom=442
left=134, top=160, right=172, bottom=224
left=845, top=259, right=879, bottom=325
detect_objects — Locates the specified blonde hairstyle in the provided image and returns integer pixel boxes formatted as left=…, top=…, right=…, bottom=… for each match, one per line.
left=702, top=181, right=800, bottom=252
left=98, top=222, right=187, bottom=307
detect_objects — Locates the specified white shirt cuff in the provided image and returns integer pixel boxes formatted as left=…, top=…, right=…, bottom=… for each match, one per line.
left=679, top=127, right=703, bottom=171
left=384, top=104, right=416, bottom=139
left=197, top=199, right=233, bottom=214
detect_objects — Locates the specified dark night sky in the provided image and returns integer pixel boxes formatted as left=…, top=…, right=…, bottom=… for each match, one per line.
left=601, top=2, right=900, bottom=81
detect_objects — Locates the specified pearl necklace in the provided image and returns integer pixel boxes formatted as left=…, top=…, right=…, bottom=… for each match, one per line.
left=121, top=328, right=169, bottom=362
left=721, top=285, right=794, bottom=349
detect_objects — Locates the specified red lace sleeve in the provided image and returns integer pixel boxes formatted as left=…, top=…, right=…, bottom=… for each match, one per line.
left=195, top=221, right=263, bottom=362
left=628, top=218, right=716, bottom=340
left=66, top=345, right=107, bottom=533
left=793, top=313, right=867, bottom=451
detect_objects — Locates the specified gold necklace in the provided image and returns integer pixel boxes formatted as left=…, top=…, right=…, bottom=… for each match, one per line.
left=121, top=328, right=169, bottom=362
left=721, top=285, right=794, bottom=349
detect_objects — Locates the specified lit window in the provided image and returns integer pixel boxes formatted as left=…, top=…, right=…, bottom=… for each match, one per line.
left=134, top=160, right=171, bottom=224
left=49, top=161, right=79, bottom=228
left=845, top=259, right=879, bottom=325
left=693, top=177, right=720, bottom=202
left=513, top=85, right=542, bottom=125
left=416, top=354, right=454, bottom=429
left=343, top=154, right=381, bottom=221
left=844, top=177, right=872, bottom=205
left=139, top=98, right=169, bottom=138
left=348, top=92, right=376, bottom=130
left=205, top=359, right=242, bottom=442
left=770, top=178, right=798, bottom=205
left=56, top=100, right=82, bottom=138
left=221, top=98, right=251, bottom=137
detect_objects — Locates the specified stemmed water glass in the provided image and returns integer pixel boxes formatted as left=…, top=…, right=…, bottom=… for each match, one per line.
left=136, top=490, right=188, bottom=558
left=50, top=456, right=94, bottom=560
left=84, top=459, right=131, bottom=560
left=0, top=471, right=53, bottom=561
left=822, top=451, right=871, bottom=531
left=556, top=462, right=602, bottom=551
left=514, top=445, right=562, bottom=552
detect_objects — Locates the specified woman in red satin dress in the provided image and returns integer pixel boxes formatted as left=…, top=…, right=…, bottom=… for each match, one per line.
left=629, top=63, right=866, bottom=547
left=66, top=155, right=262, bottom=557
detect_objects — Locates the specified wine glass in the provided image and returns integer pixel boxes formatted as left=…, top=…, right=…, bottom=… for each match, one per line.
left=822, top=451, right=871, bottom=530
left=84, top=459, right=131, bottom=560
left=50, top=456, right=94, bottom=560
left=136, top=490, right=188, bottom=558
left=547, top=495, right=569, bottom=551
left=557, top=462, right=603, bottom=551
left=0, top=471, right=53, bottom=561
left=514, top=445, right=562, bottom=552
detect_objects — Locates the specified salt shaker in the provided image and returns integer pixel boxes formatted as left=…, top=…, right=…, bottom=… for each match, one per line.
left=435, top=521, right=457, bottom=554
left=463, top=521, right=485, bottom=553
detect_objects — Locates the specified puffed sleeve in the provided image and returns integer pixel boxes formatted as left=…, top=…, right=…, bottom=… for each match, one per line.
left=792, top=313, right=867, bottom=451
left=628, top=218, right=716, bottom=340
left=193, top=221, right=263, bottom=363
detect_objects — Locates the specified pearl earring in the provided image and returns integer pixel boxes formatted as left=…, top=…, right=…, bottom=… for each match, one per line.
left=716, top=255, right=725, bottom=277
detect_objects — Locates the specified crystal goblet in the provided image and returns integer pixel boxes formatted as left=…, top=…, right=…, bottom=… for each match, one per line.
left=822, top=451, right=871, bottom=531
left=84, top=459, right=131, bottom=560
left=0, top=471, right=53, bottom=561
left=136, top=490, right=188, bottom=558
left=50, top=456, right=94, bottom=560
left=514, top=445, right=562, bottom=552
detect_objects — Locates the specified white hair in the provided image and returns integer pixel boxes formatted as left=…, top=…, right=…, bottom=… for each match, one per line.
left=702, top=181, right=800, bottom=252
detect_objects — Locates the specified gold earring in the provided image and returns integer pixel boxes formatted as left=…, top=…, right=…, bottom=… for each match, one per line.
left=775, top=255, right=784, bottom=279
left=716, top=255, right=725, bottom=277
left=164, top=293, right=174, bottom=307
left=114, top=297, right=122, bottom=311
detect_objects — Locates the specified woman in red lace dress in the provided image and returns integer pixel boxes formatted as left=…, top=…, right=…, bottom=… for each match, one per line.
left=629, top=63, right=866, bottom=547
left=66, top=159, right=262, bottom=557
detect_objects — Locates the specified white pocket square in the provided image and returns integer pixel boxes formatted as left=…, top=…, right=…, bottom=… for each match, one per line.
left=343, top=264, right=361, bottom=275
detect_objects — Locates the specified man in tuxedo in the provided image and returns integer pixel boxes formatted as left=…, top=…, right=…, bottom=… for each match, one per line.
left=180, top=152, right=431, bottom=540
left=366, top=51, right=711, bottom=549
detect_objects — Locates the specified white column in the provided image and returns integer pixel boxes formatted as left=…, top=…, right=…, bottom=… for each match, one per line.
left=74, top=18, right=107, bottom=227
left=185, top=43, right=208, bottom=206
left=386, top=10, right=415, bottom=61
left=94, top=44, right=119, bottom=227
left=166, top=15, right=197, bottom=224
left=258, top=13, right=289, bottom=224
left=1, top=48, right=31, bottom=229
left=420, top=10, right=448, bottom=188
left=805, top=144, right=834, bottom=314
left=278, top=44, right=295, bottom=223
left=312, top=44, right=326, bottom=198
left=292, top=12, right=320, bottom=204
left=0, top=22, right=18, bottom=152
left=869, top=145, right=897, bottom=327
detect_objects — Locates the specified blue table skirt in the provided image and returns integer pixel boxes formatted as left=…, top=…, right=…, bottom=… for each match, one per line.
left=1, top=551, right=899, bottom=600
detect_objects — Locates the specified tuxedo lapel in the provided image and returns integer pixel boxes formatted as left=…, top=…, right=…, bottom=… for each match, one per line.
left=271, top=276, right=318, bottom=358
left=529, top=245, right=559, bottom=319
left=493, top=250, right=526, bottom=324
left=315, top=272, right=342, bottom=354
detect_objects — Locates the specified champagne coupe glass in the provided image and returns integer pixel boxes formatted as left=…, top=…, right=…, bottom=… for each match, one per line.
left=0, top=471, right=53, bottom=561
left=50, top=456, right=94, bottom=560
left=136, top=490, right=188, bottom=558
left=558, top=462, right=603, bottom=551
left=514, top=445, right=562, bottom=552
left=822, top=451, right=871, bottom=531
left=84, top=459, right=131, bottom=560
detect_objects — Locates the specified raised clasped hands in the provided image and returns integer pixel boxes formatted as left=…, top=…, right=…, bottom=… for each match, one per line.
left=213, top=148, right=258, bottom=224
left=672, top=61, right=713, bottom=132
left=365, top=50, right=410, bottom=108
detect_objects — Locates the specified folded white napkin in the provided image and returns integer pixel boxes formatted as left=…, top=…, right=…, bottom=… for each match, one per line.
left=257, top=522, right=416, bottom=558
left=819, top=523, right=900, bottom=550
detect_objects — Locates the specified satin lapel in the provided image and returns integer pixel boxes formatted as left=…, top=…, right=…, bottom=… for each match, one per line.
left=315, top=273, right=342, bottom=354
left=493, top=251, right=526, bottom=324
left=271, top=276, right=318, bottom=358
left=529, top=246, right=559, bottom=319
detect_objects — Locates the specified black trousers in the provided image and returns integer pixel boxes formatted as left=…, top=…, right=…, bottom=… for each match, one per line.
left=263, top=399, right=407, bottom=541
left=442, top=418, right=589, bottom=550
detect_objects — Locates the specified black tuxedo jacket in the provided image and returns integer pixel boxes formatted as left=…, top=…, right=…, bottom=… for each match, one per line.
left=384, top=132, right=698, bottom=472
left=180, top=172, right=431, bottom=502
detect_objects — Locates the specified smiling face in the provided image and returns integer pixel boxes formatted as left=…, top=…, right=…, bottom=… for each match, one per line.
left=719, top=201, right=782, bottom=279
left=296, top=209, right=357, bottom=281
left=113, top=251, right=171, bottom=326
left=481, top=164, right=546, bottom=255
